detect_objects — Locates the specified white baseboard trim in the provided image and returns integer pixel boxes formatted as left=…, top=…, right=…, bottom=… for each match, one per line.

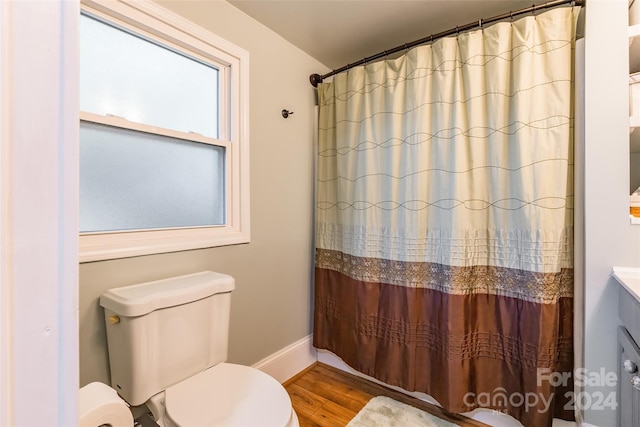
left=252, top=335, right=317, bottom=384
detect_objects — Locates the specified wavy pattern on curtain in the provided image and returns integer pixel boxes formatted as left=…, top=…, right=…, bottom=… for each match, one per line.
left=313, top=7, right=578, bottom=427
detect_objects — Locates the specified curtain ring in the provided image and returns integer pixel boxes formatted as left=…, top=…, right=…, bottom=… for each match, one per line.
left=479, top=18, right=483, bottom=29
left=510, top=11, right=514, bottom=22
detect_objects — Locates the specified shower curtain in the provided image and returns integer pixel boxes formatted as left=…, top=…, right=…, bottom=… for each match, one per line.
left=313, top=7, right=578, bottom=427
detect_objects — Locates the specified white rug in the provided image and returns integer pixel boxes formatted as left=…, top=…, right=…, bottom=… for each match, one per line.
left=347, top=396, right=460, bottom=427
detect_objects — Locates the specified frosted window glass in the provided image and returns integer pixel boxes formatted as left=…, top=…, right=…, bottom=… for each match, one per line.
left=80, top=14, right=219, bottom=138
left=80, top=122, right=225, bottom=232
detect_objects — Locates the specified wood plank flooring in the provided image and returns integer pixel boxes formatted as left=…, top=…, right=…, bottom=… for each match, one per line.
left=284, top=363, right=490, bottom=427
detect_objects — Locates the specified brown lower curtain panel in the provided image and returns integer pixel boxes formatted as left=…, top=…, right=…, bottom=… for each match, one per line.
left=313, top=267, right=574, bottom=427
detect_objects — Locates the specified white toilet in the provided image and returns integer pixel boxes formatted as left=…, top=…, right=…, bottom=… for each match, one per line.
left=100, top=271, right=300, bottom=427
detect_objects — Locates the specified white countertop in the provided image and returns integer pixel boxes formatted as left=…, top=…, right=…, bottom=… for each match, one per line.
left=612, top=266, right=640, bottom=304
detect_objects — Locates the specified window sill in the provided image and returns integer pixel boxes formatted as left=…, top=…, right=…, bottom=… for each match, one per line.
left=79, top=227, right=250, bottom=262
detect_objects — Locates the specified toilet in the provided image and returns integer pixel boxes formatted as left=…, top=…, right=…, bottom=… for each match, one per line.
left=100, top=271, right=300, bottom=427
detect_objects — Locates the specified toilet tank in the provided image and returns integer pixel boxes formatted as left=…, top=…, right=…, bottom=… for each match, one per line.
left=100, top=271, right=235, bottom=406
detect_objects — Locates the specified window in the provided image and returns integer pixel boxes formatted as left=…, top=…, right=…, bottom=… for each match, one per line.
left=79, top=0, right=249, bottom=262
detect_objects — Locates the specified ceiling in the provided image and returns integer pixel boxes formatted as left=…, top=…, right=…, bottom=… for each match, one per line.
left=228, top=0, right=537, bottom=71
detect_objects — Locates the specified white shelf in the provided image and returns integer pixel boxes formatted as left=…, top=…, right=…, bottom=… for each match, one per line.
left=630, top=25, right=640, bottom=221
left=632, top=26, right=640, bottom=126
left=632, top=25, right=640, bottom=73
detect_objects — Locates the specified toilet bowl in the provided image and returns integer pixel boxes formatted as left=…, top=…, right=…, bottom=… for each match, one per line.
left=100, top=271, right=299, bottom=427
left=148, top=363, right=299, bottom=427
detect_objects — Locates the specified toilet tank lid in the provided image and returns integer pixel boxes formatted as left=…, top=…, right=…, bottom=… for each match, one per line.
left=100, top=271, right=235, bottom=317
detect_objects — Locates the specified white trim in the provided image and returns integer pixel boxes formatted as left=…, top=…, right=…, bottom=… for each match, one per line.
left=79, top=0, right=250, bottom=262
left=573, top=37, right=586, bottom=427
left=0, top=1, right=12, bottom=423
left=1, top=1, right=79, bottom=424
left=80, top=228, right=248, bottom=262
left=252, top=335, right=317, bottom=384
left=83, top=0, right=241, bottom=68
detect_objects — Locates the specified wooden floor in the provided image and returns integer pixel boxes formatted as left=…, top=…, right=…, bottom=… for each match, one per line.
left=284, top=363, right=489, bottom=427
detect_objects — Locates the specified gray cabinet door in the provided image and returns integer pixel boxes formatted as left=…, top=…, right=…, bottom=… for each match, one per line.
left=618, top=326, right=640, bottom=426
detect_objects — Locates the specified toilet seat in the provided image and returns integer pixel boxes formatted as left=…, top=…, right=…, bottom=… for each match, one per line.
left=164, top=363, right=295, bottom=426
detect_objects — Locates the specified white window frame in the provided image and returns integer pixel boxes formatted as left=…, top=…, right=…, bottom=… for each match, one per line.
left=79, top=0, right=250, bottom=262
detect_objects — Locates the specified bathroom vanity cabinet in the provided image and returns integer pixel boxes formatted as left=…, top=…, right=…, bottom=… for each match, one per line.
left=613, top=268, right=640, bottom=426
left=618, top=326, right=640, bottom=426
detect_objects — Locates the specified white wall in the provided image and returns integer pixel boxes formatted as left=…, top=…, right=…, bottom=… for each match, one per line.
left=0, top=1, right=79, bottom=425
left=583, top=1, right=640, bottom=426
left=79, top=0, right=329, bottom=386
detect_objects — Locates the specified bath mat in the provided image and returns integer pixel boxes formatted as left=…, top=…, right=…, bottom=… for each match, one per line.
left=346, top=396, right=460, bottom=427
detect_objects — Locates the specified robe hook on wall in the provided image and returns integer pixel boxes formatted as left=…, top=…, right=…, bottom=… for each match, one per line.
left=282, top=109, right=294, bottom=119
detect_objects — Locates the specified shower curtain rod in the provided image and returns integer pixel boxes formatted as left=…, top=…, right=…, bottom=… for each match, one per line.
left=309, top=0, right=583, bottom=87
